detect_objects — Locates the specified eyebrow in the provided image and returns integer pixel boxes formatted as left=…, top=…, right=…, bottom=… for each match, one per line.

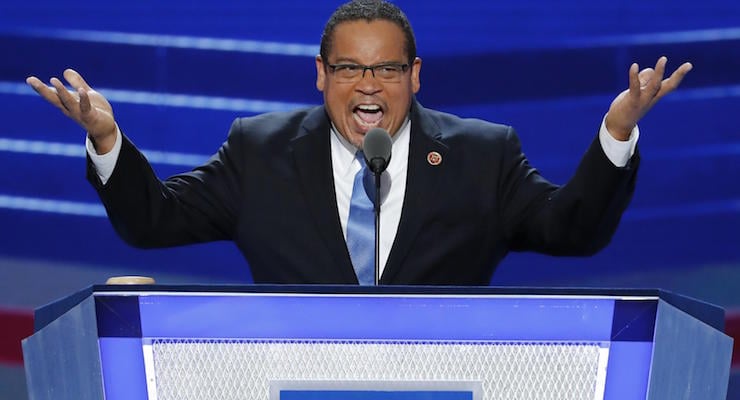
left=330, top=58, right=404, bottom=65
left=331, top=57, right=361, bottom=64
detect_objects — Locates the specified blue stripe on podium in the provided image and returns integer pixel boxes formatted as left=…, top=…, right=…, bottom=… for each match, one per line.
left=132, top=294, right=617, bottom=341
left=280, top=390, right=473, bottom=400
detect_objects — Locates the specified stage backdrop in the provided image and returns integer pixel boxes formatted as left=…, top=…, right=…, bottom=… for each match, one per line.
left=0, top=1, right=738, bottom=399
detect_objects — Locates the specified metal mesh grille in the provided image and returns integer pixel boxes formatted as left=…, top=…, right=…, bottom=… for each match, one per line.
left=148, top=339, right=605, bottom=400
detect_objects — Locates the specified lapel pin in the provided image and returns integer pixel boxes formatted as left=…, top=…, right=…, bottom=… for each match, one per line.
left=427, top=151, right=442, bottom=166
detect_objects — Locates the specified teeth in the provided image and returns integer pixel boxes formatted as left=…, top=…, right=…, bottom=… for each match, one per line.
left=357, top=104, right=380, bottom=111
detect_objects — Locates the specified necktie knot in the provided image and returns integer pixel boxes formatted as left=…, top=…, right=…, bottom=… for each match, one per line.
left=355, top=150, right=376, bottom=203
left=356, top=150, right=367, bottom=168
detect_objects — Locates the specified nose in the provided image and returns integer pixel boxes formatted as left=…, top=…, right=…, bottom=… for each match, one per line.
left=355, top=68, right=382, bottom=94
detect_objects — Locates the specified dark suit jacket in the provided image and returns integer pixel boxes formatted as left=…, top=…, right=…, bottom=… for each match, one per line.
left=88, top=101, right=638, bottom=285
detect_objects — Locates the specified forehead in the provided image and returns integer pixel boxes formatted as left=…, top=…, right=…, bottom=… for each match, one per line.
left=328, top=19, right=406, bottom=63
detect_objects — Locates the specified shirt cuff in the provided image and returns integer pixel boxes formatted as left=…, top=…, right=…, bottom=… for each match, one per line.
left=85, top=126, right=122, bottom=185
left=598, top=114, right=639, bottom=168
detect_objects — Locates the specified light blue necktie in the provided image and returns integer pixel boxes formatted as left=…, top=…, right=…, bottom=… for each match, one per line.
left=346, top=150, right=376, bottom=285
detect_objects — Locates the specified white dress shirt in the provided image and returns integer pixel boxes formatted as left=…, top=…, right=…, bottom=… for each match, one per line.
left=330, top=119, right=410, bottom=276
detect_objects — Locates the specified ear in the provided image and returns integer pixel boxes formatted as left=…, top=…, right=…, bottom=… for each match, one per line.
left=410, top=57, right=422, bottom=94
left=315, top=55, right=326, bottom=92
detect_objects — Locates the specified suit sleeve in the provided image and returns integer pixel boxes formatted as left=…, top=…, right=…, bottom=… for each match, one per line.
left=499, top=126, right=639, bottom=256
left=87, top=119, right=245, bottom=248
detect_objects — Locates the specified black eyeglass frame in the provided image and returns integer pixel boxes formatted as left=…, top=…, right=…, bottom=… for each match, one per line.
left=325, top=62, right=410, bottom=82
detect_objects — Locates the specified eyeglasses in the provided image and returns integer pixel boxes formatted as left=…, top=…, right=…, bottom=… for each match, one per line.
left=326, top=62, right=410, bottom=83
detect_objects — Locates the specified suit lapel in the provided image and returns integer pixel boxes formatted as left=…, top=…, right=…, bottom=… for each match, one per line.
left=290, top=107, right=357, bottom=282
left=382, top=102, right=449, bottom=283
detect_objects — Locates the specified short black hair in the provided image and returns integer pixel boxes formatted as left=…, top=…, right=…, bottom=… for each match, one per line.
left=320, top=0, right=417, bottom=65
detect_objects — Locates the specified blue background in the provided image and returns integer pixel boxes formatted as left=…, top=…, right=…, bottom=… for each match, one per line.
left=0, top=0, right=738, bottom=397
left=1, top=0, right=738, bottom=297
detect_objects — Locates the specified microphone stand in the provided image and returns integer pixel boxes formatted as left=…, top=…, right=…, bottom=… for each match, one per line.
left=363, top=127, right=391, bottom=286
left=373, top=170, right=382, bottom=285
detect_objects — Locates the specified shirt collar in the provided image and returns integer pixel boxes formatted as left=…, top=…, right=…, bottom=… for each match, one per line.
left=330, top=117, right=410, bottom=176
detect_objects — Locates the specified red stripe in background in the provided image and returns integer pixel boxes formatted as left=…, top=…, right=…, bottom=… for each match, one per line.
left=725, top=310, right=740, bottom=368
left=0, top=307, right=34, bottom=365
left=0, top=306, right=739, bottom=367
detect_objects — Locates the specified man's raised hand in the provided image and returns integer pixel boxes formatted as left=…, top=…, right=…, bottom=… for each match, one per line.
left=26, top=69, right=118, bottom=154
left=605, top=57, right=693, bottom=141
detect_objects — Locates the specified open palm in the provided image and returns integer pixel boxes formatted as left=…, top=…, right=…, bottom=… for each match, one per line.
left=26, top=69, right=118, bottom=153
left=606, top=57, right=693, bottom=140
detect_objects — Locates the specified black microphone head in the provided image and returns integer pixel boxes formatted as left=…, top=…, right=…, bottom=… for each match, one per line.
left=363, top=127, right=392, bottom=174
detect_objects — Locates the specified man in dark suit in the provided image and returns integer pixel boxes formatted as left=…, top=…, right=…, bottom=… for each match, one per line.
left=26, top=0, right=692, bottom=285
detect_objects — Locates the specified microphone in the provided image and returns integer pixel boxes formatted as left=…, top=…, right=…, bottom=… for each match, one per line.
left=363, top=128, right=392, bottom=174
left=362, top=127, right=392, bottom=285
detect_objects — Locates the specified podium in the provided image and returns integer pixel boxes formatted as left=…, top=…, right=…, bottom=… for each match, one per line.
left=23, top=286, right=732, bottom=399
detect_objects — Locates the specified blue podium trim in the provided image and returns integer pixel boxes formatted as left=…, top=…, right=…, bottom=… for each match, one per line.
left=34, top=285, right=724, bottom=333
left=99, top=338, right=148, bottom=400
left=86, top=290, right=665, bottom=342
left=270, top=380, right=481, bottom=400
left=280, top=390, right=473, bottom=400
left=603, top=341, right=653, bottom=399
left=135, top=294, right=616, bottom=341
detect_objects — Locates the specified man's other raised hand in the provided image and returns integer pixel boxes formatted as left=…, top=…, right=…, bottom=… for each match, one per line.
left=26, top=69, right=118, bottom=154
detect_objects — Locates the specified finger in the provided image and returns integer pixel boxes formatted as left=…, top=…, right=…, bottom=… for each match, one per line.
left=50, top=77, right=79, bottom=113
left=663, top=62, right=693, bottom=89
left=27, top=76, right=70, bottom=113
left=653, top=56, right=667, bottom=83
left=27, top=76, right=60, bottom=100
left=63, top=68, right=93, bottom=92
left=647, top=56, right=667, bottom=96
left=654, top=61, right=694, bottom=101
left=637, top=57, right=666, bottom=100
left=638, top=68, right=655, bottom=89
left=627, top=63, right=641, bottom=100
left=78, top=88, right=94, bottom=124
left=26, top=76, right=43, bottom=89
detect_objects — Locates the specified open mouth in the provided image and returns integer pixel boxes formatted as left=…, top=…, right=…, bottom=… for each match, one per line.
left=353, top=104, right=384, bottom=129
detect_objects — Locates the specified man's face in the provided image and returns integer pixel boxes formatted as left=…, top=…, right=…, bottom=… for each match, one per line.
left=316, top=19, right=421, bottom=148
